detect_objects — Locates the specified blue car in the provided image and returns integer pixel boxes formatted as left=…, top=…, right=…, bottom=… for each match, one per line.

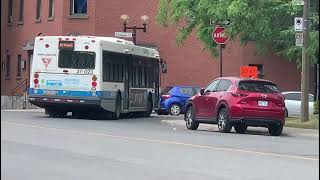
left=157, top=86, right=200, bottom=115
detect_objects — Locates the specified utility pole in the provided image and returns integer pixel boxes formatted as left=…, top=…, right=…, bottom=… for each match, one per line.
left=220, top=45, right=223, bottom=77
left=300, top=0, right=310, bottom=122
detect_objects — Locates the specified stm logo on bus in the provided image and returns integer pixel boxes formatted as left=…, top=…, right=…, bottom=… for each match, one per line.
left=42, top=58, right=52, bottom=70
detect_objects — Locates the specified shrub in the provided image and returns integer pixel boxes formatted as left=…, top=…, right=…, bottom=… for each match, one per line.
left=314, top=101, right=319, bottom=114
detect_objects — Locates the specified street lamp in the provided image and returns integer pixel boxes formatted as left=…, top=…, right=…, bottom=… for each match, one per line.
left=120, top=14, right=149, bottom=45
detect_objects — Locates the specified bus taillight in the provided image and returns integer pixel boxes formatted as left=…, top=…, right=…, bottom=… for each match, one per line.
left=92, top=75, right=97, bottom=81
left=34, top=73, right=39, bottom=88
left=91, top=75, right=97, bottom=87
left=34, top=73, right=39, bottom=78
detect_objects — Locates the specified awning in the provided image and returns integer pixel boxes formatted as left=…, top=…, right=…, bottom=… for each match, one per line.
left=22, top=39, right=35, bottom=51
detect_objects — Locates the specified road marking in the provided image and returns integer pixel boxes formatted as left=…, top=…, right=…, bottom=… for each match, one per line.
left=1, top=109, right=44, bottom=112
left=1, top=121, right=319, bottom=161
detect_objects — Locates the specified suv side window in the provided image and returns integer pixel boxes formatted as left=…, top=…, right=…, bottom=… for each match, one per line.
left=216, top=80, right=232, bottom=92
left=205, top=80, right=220, bottom=92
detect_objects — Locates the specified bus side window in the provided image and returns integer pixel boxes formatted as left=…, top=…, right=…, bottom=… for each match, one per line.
left=144, top=67, right=148, bottom=87
left=122, top=65, right=125, bottom=82
left=112, top=64, right=116, bottom=82
left=135, top=67, right=139, bottom=87
left=102, top=51, right=109, bottom=82
left=138, top=67, right=142, bottom=87
left=141, top=67, right=145, bottom=87
left=102, top=61, right=110, bottom=82
left=119, top=64, right=122, bottom=82
left=148, top=67, right=153, bottom=88
left=131, top=67, right=135, bottom=86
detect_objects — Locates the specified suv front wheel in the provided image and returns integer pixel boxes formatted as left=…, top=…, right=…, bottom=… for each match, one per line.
left=185, top=106, right=199, bottom=130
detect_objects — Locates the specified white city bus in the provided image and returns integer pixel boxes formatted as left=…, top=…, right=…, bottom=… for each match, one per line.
left=28, top=36, right=161, bottom=119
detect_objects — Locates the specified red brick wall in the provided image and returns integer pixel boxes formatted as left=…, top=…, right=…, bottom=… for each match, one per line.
left=1, top=0, right=63, bottom=95
left=1, top=0, right=314, bottom=96
left=61, top=0, right=96, bottom=36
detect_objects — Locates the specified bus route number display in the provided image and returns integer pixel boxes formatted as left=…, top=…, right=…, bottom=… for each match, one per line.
left=59, top=41, right=74, bottom=50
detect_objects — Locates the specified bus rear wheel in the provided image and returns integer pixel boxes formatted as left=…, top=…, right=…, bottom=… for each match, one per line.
left=143, top=96, right=153, bottom=117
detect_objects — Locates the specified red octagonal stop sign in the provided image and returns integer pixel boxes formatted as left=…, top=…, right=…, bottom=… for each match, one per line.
left=212, top=26, right=229, bottom=44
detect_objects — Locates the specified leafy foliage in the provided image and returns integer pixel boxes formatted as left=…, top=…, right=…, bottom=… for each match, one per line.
left=156, top=0, right=319, bottom=66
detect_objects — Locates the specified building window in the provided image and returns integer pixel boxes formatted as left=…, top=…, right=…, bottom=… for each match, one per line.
left=48, top=0, right=54, bottom=19
left=36, top=0, right=41, bottom=21
left=70, top=0, right=87, bottom=15
left=18, top=0, right=24, bottom=22
left=5, top=55, right=11, bottom=77
left=17, top=55, right=22, bottom=77
left=8, top=0, right=13, bottom=23
left=249, top=64, right=264, bottom=78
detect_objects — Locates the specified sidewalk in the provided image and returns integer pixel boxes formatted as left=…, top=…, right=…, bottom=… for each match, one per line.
left=160, top=118, right=319, bottom=139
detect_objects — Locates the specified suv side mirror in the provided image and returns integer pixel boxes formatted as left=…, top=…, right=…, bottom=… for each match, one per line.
left=200, top=88, right=205, bottom=95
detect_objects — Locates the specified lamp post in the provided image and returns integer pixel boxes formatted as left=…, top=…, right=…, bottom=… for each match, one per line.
left=120, top=14, right=149, bottom=45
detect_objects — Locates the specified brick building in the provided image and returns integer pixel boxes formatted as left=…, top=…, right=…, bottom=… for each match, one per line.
left=1, top=0, right=316, bottom=108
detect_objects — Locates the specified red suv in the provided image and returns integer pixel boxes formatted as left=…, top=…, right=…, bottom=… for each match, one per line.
left=184, top=77, right=285, bottom=136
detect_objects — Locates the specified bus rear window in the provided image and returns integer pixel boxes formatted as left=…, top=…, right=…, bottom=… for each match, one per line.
left=238, top=81, right=279, bottom=93
left=58, top=51, right=95, bottom=69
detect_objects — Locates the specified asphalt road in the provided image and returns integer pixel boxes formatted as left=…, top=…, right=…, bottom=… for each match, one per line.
left=1, top=110, right=319, bottom=180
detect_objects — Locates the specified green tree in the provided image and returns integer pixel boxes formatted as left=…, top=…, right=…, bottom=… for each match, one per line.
left=156, top=0, right=319, bottom=66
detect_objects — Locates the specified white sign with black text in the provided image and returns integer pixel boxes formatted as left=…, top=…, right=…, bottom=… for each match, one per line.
left=115, top=32, right=133, bottom=38
left=295, top=32, right=303, bottom=47
left=294, top=17, right=303, bottom=32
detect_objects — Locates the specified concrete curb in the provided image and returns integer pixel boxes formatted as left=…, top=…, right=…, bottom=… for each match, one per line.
left=161, top=119, right=319, bottom=139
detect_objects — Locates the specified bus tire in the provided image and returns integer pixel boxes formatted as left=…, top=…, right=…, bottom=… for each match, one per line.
left=111, top=94, right=121, bottom=120
left=46, top=109, right=67, bottom=118
left=143, top=95, right=153, bottom=117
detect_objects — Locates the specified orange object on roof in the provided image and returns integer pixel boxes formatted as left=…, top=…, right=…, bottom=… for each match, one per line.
left=240, top=66, right=258, bottom=78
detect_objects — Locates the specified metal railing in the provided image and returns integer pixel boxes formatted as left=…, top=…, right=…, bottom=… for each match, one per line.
left=11, top=78, right=29, bottom=109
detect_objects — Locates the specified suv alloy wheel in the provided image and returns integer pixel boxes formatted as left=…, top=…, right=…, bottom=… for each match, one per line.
left=185, top=106, right=199, bottom=130
left=217, top=108, right=232, bottom=133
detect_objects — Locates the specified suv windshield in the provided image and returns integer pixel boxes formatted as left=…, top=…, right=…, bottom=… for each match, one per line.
left=58, top=51, right=95, bottom=69
left=238, top=81, right=279, bottom=93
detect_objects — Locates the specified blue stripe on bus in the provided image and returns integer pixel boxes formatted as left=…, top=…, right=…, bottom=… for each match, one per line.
left=28, top=88, right=119, bottom=98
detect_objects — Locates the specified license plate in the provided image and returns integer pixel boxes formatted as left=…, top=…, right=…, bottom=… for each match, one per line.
left=258, top=101, right=268, bottom=107
left=44, top=90, right=57, bottom=96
